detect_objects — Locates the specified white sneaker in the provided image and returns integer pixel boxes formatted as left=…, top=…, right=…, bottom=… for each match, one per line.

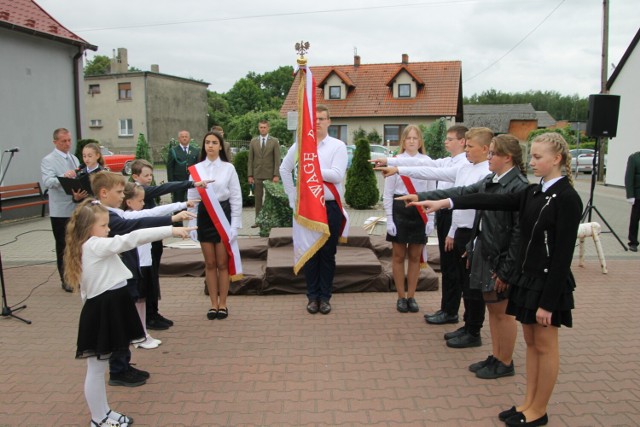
left=133, top=335, right=159, bottom=349
left=146, top=335, right=162, bottom=346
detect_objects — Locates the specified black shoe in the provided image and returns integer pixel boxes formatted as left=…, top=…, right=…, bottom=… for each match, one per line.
left=207, top=308, right=218, bottom=320
left=443, top=326, right=466, bottom=340
left=446, top=331, right=482, bottom=348
left=128, top=364, right=150, bottom=379
left=154, top=313, right=173, bottom=326
left=61, top=282, right=73, bottom=293
left=397, top=298, right=408, bottom=313
left=468, top=355, right=495, bottom=373
left=146, top=317, right=170, bottom=330
left=499, top=406, right=521, bottom=422
left=630, top=244, right=638, bottom=252
left=505, top=413, right=548, bottom=427
left=307, top=300, right=319, bottom=314
left=319, top=301, right=331, bottom=315
left=424, top=309, right=442, bottom=320
left=476, top=359, right=515, bottom=379
left=426, top=311, right=459, bottom=325
left=216, top=307, right=228, bottom=320
left=109, top=370, right=146, bottom=387
left=407, top=297, right=419, bottom=313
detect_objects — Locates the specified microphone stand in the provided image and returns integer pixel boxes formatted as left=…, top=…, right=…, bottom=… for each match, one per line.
left=0, top=148, right=31, bottom=324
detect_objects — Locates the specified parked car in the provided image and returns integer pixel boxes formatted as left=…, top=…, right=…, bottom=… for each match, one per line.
left=369, top=144, right=391, bottom=161
left=100, top=146, right=135, bottom=175
left=569, top=149, right=607, bottom=174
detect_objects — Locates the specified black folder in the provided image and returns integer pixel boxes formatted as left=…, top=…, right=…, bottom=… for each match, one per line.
left=57, top=174, right=93, bottom=195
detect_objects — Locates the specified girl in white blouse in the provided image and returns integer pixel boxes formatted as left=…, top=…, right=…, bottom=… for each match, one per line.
left=187, top=131, right=242, bottom=320
left=383, top=125, right=436, bottom=313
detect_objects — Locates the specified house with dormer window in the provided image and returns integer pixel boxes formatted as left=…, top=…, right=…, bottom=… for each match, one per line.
left=0, top=0, right=96, bottom=186
left=280, top=54, right=463, bottom=145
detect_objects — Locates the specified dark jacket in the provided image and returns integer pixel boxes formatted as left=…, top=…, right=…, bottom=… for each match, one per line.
left=108, top=211, right=172, bottom=279
left=625, top=151, right=640, bottom=199
left=451, top=177, right=582, bottom=312
left=418, top=169, right=528, bottom=283
left=167, top=145, right=199, bottom=181
left=143, top=181, right=193, bottom=209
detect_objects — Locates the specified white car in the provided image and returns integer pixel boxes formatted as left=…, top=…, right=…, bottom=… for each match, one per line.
left=369, top=144, right=390, bottom=161
left=569, top=149, right=607, bottom=174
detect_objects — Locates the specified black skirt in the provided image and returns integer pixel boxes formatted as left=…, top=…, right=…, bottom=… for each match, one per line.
left=506, top=273, right=575, bottom=328
left=386, top=197, right=427, bottom=245
left=76, top=286, right=145, bottom=360
left=197, top=199, right=232, bottom=243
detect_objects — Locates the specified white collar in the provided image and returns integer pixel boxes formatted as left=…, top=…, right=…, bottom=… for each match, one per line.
left=493, top=167, right=514, bottom=183
left=541, top=176, right=564, bottom=192
left=205, top=157, right=221, bottom=167
left=55, top=148, right=70, bottom=158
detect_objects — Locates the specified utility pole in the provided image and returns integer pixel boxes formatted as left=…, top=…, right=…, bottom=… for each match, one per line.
left=597, top=0, right=609, bottom=182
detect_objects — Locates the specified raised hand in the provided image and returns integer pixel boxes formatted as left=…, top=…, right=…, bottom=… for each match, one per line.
left=373, top=166, right=398, bottom=177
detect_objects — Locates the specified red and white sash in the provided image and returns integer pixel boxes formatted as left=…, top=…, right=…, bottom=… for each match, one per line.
left=189, top=163, right=243, bottom=281
left=400, top=175, right=429, bottom=268
left=325, top=182, right=349, bottom=243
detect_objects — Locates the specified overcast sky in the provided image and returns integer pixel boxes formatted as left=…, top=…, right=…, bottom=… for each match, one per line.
left=39, top=0, right=637, bottom=98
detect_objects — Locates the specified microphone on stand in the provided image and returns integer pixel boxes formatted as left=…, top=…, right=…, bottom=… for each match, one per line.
left=3, top=147, right=19, bottom=153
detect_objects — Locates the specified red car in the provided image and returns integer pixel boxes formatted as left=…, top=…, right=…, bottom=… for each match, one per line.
left=101, top=146, right=135, bottom=175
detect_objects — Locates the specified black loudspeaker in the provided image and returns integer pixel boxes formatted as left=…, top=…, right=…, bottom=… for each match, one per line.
left=586, top=94, right=620, bottom=138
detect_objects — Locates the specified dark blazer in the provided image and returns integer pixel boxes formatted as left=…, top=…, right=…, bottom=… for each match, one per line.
left=451, top=177, right=582, bottom=312
left=108, top=211, right=172, bottom=279
left=625, top=152, right=640, bottom=199
left=167, top=144, right=199, bottom=181
left=142, top=181, right=193, bottom=209
left=248, top=135, right=280, bottom=180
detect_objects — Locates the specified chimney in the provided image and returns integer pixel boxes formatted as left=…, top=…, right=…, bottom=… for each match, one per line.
left=150, top=64, right=159, bottom=73
left=354, top=55, right=361, bottom=67
left=110, top=48, right=129, bottom=73
left=402, top=53, right=409, bottom=64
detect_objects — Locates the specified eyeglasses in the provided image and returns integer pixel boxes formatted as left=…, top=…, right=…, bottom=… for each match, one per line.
left=487, top=151, right=499, bottom=159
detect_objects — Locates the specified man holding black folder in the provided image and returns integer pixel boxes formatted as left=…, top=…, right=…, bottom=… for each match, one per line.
left=41, top=128, right=87, bottom=292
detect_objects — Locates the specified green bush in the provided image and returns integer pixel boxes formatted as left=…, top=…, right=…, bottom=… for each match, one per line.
left=135, top=133, right=153, bottom=163
left=255, top=181, right=292, bottom=237
left=231, top=150, right=255, bottom=207
left=420, top=118, right=448, bottom=159
left=345, top=137, right=379, bottom=209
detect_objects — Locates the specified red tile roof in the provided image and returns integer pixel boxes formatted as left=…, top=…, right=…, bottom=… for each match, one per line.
left=0, top=0, right=95, bottom=49
left=281, top=59, right=462, bottom=119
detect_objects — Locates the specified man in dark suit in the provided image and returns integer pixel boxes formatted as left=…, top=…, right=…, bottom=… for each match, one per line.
left=248, top=120, right=280, bottom=227
left=625, top=151, right=640, bottom=252
left=166, top=130, right=199, bottom=202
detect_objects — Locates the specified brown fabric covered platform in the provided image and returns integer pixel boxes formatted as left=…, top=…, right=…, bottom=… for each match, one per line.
left=262, top=246, right=387, bottom=294
left=159, top=231, right=440, bottom=295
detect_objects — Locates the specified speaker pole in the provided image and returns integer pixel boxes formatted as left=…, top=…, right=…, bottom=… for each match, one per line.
left=581, top=136, right=627, bottom=251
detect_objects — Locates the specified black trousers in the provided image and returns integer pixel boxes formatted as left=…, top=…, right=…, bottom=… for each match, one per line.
left=629, top=200, right=640, bottom=247
left=50, top=217, right=70, bottom=282
left=436, top=210, right=461, bottom=315
left=454, top=228, right=485, bottom=336
left=146, top=240, right=164, bottom=318
left=304, top=201, right=342, bottom=302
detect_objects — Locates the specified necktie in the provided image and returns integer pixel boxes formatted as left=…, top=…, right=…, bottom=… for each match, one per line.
left=183, top=146, right=188, bottom=153
left=66, top=155, right=76, bottom=170
left=261, top=138, right=266, bottom=149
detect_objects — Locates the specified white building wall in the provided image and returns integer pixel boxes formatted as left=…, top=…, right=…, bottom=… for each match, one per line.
left=606, top=45, right=640, bottom=187
left=0, top=29, right=79, bottom=186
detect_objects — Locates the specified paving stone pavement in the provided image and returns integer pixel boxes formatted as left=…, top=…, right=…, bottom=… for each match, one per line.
left=0, top=177, right=638, bottom=426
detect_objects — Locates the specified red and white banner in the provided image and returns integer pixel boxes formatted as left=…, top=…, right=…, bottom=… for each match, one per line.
left=400, top=175, right=429, bottom=268
left=189, top=163, right=243, bottom=281
left=292, top=64, right=330, bottom=274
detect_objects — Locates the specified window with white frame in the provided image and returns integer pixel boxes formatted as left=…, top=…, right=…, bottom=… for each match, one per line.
left=88, top=84, right=101, bottom=95
left=118, top=82, right=132, bottom=100
left=328, top=125, right=348, bottom=143
left=119, top=119, right=133, bottom=136
left=89, top=119, right=103, bottom=128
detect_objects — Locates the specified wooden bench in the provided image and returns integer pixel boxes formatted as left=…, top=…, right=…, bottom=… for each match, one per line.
left=0, top=182, right=48, bottom=218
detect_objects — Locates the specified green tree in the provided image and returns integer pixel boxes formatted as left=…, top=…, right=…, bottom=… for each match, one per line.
left=84, top=55, right=111, bottom=76
left=367, top=129, right=382, bottom=144
left=226, top=110, right=292, bottom=146
left=225, top=78, right=266, bottom=116
left=420, top=118, right=448, bottom=159
left=135, top=133, right=153, bottom=162
left=247, top=66, right=295, bottom=111
left=353, top=127, right=367, bottom=142
left=345, top=138, right=379, bottom=209
left=207, top=91, right=232, bottom=130
left=232, top=150, right=255, bottom=207
left=465, top=89, right=589, bottom=121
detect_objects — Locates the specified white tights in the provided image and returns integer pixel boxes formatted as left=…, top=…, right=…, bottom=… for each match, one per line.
left=85, top=357, right=109, bottom=421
